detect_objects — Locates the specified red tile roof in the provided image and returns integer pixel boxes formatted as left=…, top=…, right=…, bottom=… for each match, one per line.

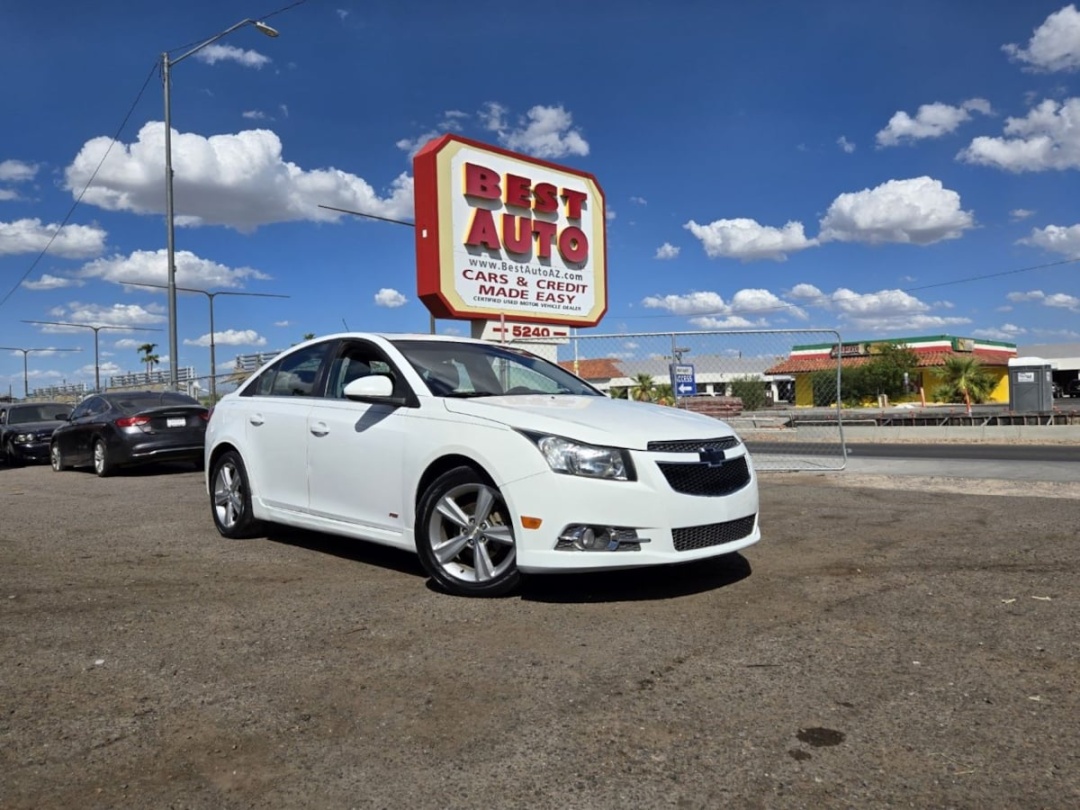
left=765, top=349, right=1013, bottom=375
left=559, top=357, right=625, bottom=380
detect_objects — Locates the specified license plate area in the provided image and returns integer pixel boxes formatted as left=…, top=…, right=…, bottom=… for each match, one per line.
left=166, top=417, right=186, bottom=428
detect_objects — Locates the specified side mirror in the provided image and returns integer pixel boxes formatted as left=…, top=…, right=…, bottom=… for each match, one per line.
left=343, top=375, right=404, bottom=405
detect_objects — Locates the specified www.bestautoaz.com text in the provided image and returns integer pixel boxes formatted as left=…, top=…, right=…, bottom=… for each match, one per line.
left=463, top=259, right=587, bottom=308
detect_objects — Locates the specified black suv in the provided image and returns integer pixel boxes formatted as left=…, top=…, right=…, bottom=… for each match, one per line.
left=1, top=402, right=70, bottom=465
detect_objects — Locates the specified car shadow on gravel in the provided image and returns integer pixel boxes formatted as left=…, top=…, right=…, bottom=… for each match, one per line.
left=260, top=524, right=752, bottom=603
left=263, top=525, right=427, bottom=578
left=519, top=553, right=752, bottom=603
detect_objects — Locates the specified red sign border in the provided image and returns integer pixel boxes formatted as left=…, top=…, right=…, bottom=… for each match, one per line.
left=413, top=133, right=608, bottom=327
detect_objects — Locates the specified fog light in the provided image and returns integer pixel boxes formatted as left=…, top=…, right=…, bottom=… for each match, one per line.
left=556, top=525, right=645, bottom=552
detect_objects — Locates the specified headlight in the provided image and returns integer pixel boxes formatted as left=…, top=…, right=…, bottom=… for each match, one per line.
left=520, top=432, right=635, bottom=481
left=15, top=433, right=33, bottom=443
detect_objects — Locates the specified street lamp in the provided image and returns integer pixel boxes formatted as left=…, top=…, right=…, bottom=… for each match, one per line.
left=22, top=320, right=162, bottom=393
left=162, top=18, right=280, bottom=391
left=0, top=346, right=81, bottom=399
left=124, top=281, right=289, bottom=401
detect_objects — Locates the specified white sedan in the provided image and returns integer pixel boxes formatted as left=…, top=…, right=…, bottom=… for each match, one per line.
left=206, top=333, right=760, bottom=596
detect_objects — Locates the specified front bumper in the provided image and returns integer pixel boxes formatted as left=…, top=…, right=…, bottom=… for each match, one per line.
left=8, top=440, right=51, bottom=463
left=502, top=448, right=760, bottom=573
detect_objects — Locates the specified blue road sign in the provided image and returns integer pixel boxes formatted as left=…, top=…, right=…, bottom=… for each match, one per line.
left=670, top=363, right=697, bottom=396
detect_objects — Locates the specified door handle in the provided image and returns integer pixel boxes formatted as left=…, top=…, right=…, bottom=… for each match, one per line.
left=249, top=414, right=265, bottom=426
left=310, top=421, right=329, bottom=437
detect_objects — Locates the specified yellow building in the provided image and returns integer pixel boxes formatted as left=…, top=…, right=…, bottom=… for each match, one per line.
left=765, top=335, right=1017, bottom=407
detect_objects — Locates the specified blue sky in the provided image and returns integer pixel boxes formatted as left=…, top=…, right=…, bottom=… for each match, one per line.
left=3, top=0, right=1080, bottom=393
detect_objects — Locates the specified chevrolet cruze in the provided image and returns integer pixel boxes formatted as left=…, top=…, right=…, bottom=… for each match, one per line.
left=205, top=334, right=760, bottom=596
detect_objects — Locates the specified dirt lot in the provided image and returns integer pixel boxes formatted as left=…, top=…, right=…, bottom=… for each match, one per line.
left=1, top=462, right=1078, bottom=809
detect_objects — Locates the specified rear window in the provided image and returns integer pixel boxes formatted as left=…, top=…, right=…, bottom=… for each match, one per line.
left=112, top=393, right=200, bottom=414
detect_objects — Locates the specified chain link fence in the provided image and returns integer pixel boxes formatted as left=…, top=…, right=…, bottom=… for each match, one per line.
left=517, top=329, right=846, bottom=471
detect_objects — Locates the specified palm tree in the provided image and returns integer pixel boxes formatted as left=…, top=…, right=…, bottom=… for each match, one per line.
left=653, top=383, right=675, bottom=406
left=933, top=356, right=997, bottom=414
left=630, top=373, right=655, bottom=402
left=137, top=343, right=159, bottom=378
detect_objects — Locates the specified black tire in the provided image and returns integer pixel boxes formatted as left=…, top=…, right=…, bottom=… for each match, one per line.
left=92, top=438, right=112, bottom=477
left=50, top=442, right=69, bottom=472
left=209, top=450, right=262, bottom=539
left=5, top=441, right=23, bottom=468
left=415, top=466, right=519, bottom=597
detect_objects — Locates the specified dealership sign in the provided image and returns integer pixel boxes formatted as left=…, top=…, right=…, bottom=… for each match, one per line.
left=414, top=134, right=607, bottom=326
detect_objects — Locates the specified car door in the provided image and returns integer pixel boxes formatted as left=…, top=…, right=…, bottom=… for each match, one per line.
left=305, top=340, right=411, bottom=538
left=66, top=397, right=108, bottom=465
left=241, top=342, right=331, bottom=514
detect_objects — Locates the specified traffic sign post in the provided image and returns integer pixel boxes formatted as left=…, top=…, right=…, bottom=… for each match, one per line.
left=670, top=363, right=697, bottom=398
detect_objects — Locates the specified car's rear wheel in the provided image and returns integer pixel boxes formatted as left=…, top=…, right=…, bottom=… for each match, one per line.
left=210, top=450, right=262, bottom=539
left=50, top=442, right=68, bottom=472
left=416, top=466, right=519, bottom=597
left=93, top=439, right=112, bottom=477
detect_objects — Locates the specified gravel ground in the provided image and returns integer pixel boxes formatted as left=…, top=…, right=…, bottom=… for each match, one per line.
left=1, top=462, right=1078, bottom=809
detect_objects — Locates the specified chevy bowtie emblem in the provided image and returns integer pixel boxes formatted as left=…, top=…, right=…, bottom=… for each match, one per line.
left=699, top=448, right=726, bottom=467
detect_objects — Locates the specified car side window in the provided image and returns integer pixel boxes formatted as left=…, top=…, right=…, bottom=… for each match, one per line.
left=248, top=363, right=277, bottom=397
left=269, top=344, right=329, bottom=397
left=69, top=401, right=91, bottom=420
left=326, top=342, right=398, bottom=399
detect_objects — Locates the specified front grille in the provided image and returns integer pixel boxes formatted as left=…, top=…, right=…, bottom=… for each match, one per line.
left=673, top=514, right=756, bottom=552
left=647, top=436, right=740, bottom=453
left=657, top=456, right=751, bottom=497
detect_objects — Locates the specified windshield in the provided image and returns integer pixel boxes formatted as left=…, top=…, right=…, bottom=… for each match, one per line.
left=391, top=340, right=602, bottom=398
left=6, top=403, right=67, bottom=424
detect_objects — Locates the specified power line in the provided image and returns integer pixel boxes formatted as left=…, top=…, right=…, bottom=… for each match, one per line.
left=0, top=61, right=159, bottom=312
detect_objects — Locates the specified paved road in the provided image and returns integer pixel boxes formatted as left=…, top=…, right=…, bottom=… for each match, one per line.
left=842, top=442, right=1080, bottom=483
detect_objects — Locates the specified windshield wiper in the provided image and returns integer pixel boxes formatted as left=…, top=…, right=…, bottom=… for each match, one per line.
left=444, top=391, right=499, bottom=398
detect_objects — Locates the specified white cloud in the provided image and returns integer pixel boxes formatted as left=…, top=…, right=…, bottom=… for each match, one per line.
left=279, top=104, right=289, bottom=118
left=876, top=99, right=992, bottom=147
left=630, top=196, right=647, bottom=205
left=818, top=177, right=974, bottom=245
left=482, top=103, right=589, bottom=159
left=113, top=338, right=144, bottom=349
left=959, top=98, right=1080, bottom=171
left=242, top=110, right=268, bottom=120
left=22, top=273, right=84, bottom=291
left=77, top=249, right=269, bottom=289
left=655, top=242, right=680, bottom=260
left=642, top=291, right=727, bottom=315
left=795, top=285, right=970, bottom=331
left=1018, top=223, right=1080, bottom=257
left=0, top=159, right=38, bottom=182
left=374, top=288, right=407, bottom=308
left=1007, top=288, right=1080, bottom=311
left=78, top=361, right=120, bottom=377
left=642, top=288, right=801, bottom=324
left=192, top=44, right=271, bottom=69
left=65, top=123, right=414, bottom=231
left=972, top=323, right=1028, bottom=340
left=689, top=315, right=759, bottom=329
left=274, top=320, right=291, bottom=327
left=1003, top=4, right=1080, bottom=72
left=336, top=8, right=349, bottom=20
left=605, top=208, right=617, bottom=221
left=1010, top=208, right=1036, bottom=221
left=395, top=111, right=471, bottom=157
left=0, top=189, right=18, bottom=201
left=184, top=329, right=267, bottom=348
left=837, top=136, right=856, bottom=153
left=39, top=301, right=166, bottom=330
left=0, top=218, right=107, bottom=258
left=684, top=218, right=815, bottom=261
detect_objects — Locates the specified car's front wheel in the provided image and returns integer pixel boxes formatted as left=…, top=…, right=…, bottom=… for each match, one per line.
left=50, top=442, right=69, bottom=472
left=416, top=466, right=519, bottom=597
left=210, top=450, right=262, bottom=539
left=5, top=440, right=23, bottom=467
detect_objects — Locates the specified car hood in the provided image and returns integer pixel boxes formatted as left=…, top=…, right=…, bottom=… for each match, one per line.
left=441, top=395, right=738, bottom=450
left=5, top=420, right=65, bottom=433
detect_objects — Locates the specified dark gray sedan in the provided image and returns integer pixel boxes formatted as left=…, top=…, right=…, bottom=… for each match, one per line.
left=50, top=391, right=208, bottom=477
left=1, top=402, right=70, bottom=465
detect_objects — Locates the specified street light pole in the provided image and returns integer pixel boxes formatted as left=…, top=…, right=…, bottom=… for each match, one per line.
left=0, top=347, right=80, bottom=399
left=123, top=282, right=288, bottom=402
left=162, top=18, right=280, bottom=392
left=22, top=321, right=162, bottom=393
